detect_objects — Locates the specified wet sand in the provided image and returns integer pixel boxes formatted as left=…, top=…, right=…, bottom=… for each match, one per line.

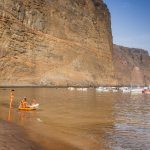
left=0, top=120, right=80, bottom=150
left=0, top=120, right=42, bottom=150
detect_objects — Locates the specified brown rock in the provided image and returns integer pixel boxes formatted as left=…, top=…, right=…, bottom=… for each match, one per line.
left=0, top=0, right=116, bottom=86
left=113, top=44, right=150, bottom=86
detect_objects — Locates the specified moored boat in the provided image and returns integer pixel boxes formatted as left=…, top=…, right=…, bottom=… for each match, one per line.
left=142, top=89, right=150, bottom=94
left=131, top=88, right=143, bottom=94
left=18, top=103, right=39, bottom=111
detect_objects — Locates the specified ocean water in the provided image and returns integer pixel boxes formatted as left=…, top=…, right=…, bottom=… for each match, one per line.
left=0, top=88, right=150, bottom=150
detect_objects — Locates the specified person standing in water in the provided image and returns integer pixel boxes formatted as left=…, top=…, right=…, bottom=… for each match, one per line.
left=9, top=89, right=14, bottom=108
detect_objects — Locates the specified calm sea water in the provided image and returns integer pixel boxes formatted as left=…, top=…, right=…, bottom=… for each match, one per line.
left=0, top=88, right=150, bottom=150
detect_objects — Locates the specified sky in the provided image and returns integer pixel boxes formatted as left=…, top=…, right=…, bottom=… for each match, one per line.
left=104, top=0, right=150, bottom=53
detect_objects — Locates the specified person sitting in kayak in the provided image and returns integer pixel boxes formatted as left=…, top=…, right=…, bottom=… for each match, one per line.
left=31, top=99, right=37, bottom=105
left=19, top=97, right=29, bottom=108
left=30, top=98, right=39, bottom=109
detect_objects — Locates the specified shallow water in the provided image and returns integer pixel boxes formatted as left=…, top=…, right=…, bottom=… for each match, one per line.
left=0, top=88, right=150, bottom=150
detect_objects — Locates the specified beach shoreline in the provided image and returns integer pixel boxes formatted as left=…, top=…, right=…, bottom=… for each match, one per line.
left=0, top=120, right=80, bottom=150
left=0, top=120, right=42, bottom=150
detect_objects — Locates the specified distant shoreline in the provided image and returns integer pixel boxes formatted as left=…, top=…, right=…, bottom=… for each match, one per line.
left=0, top=85, right=147, bottom=89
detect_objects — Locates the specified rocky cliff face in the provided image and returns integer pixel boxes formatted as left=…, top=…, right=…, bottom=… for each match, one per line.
left=0, top=0, right=116, bottom=86
left=1, top=0, right=149, bottom=87
left=113, top=44, right=150, bottom=86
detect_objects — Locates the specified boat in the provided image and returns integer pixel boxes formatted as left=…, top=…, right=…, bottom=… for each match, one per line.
left=96, top=87, right=110, bottom=92
left=18, top=107, right=36, bottom=111
left=142, top=89, right=150, bottom=94
left=96, top=87, right=103, bottom=92
left=76, top=88, right=87, bottom=91
left=120, top=87, right=131, bottom=93
left=122, top=89, right=131, bottom=93
left=103, top=87, right=110, bottom=92
left=131, top=88, right=143, bottom=94
left=112, top=89, right=118, bottom=92
left=18, top=103, right=39, bottom=111
left=68, top=87, right=75, bottom=91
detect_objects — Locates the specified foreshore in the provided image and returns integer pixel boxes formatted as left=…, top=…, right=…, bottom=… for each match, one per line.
left=0, top=120, right=42, bottom=150
left=0, top=120, right=80, bottom=150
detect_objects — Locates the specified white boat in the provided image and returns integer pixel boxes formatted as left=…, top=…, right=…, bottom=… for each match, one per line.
left=68, top=87, right=75, bottom=91
left=112, top=89, right=118, bottom=92
left=96, top=87, right=110, bottom=92
left=103, top=88, right=110, bottom=92
left=120, top=87, right=131, bottom=93
left=96, top=87, right=103, bottom=92
left=76, top=88, right=87, bottom=91
left=131, top=88, right=143, bottom=94
left=82, top=88, right=88, bottom=91
left=122, top=89, right=131, bottom=93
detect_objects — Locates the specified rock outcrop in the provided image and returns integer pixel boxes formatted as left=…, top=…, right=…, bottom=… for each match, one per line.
left=113, top=44, right=150, bottom=86
left=0, top=0, right=115, bottom=86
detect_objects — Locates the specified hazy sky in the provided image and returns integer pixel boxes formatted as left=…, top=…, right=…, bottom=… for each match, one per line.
left=104, top=0, right=150, bottom=53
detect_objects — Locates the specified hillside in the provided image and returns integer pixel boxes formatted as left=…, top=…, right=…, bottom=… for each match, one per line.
left=113, top=44, right=150, bottom=86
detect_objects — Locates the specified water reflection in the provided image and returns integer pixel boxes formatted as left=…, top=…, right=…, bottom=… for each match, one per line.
left=107, top=93, right=150, bottom=150
left=7, top=108, right=12, bottom=121
left=0, top=88, right=150, bottom=150
left=17, top=110, right=37, bottom=125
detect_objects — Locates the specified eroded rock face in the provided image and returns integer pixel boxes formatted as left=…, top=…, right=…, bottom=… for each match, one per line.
left=0, top=0, right=116, bottom=86
left=113, top=44, right=150, bottom=86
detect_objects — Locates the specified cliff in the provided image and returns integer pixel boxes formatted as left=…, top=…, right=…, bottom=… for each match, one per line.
left=113, top=44, right=150, bottom=86
left=0, top=0, right=149, bottom=87
left=0, top=0, right=115, bottom=86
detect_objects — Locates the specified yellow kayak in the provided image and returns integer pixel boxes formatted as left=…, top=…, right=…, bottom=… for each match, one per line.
left=18, top=107, right=36, bottom=111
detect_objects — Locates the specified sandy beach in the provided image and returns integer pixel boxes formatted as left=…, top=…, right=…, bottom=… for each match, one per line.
left=0, top=120, right=80, bottom=150
left=0, top=120, right=42, bottom=150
